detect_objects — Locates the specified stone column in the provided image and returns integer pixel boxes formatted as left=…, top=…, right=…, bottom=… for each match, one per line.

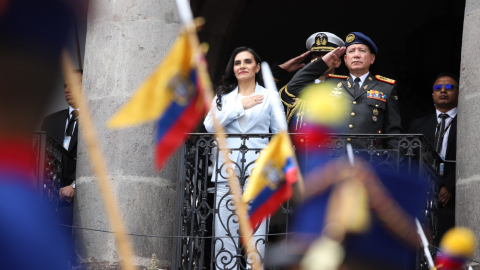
left=73, top=1, right=181, bottom=268
left=457, top=0, right=480, bottom=266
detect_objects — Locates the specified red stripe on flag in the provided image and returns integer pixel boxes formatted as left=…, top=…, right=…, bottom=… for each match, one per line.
left=155, top=94, right=205, bottom=168
left=285, top=168, right=297, bottom=184
left=249, top=182, right=293, bottom=229
left=0, top=140, right=36, bottom=186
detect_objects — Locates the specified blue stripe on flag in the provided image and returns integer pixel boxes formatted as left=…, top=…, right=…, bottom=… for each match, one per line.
left=249, top=157, right=294, bottom=214
left=250, top=181, right=286, bottom=215
left=155, top=70, right=198, bottom=143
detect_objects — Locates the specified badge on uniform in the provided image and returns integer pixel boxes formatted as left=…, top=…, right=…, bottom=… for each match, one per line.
left=346, top=33, right=355, bottom=43
left=373, top=109, right=379, bottom=116
left=372, top=116, right=378, bottom=122
left=367, top=90, right=386, bottom=102
left=332, top=83, right=344, bottom=97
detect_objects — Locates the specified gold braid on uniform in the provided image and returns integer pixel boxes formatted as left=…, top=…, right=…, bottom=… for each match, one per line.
left=279, top=85, right=305, bottom=130
left=294, top=100, right=305, bottom=131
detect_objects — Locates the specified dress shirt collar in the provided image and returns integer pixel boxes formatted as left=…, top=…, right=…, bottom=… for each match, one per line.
left=435, top=107, right=457, bottom=119
left=69, top=106, right=80, bottom=115
left=350, top=72, right=370, bottom=87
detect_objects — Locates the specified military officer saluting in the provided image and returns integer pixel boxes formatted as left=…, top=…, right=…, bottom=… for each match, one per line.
left=279, top=32, right=344, bottom=127
left=287, top=32, right=402, bottom=148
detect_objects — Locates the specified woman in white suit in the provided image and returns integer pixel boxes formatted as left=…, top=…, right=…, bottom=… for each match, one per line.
left=204, top=47, right=286, bottom=270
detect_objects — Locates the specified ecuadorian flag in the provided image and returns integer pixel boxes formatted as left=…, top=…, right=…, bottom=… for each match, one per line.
left=243, top=131, right=298, bottom=228
left=108, top=32, right=207, bottom=168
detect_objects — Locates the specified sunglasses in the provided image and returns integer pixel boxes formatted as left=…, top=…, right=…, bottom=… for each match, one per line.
left=433, top=84, right=457, bottom=91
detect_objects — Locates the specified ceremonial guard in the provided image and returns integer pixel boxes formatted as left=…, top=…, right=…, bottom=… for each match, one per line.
left=279, top=32, right=344, bottom=128
left=287, top=32, right=402, bottom=148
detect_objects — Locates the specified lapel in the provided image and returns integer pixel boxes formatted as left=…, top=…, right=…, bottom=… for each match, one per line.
left=54, top=109, right=70, bottom=145
left=360, top=75, right=378, bottom=99
left=244, top=84, right=266, bottom=132
left=425, top=113, right=438, bottom=145
left=445, top=115, right=457, bottom=158
left=68, top=121, right=78, bottom=152
left=225, top=87, right=242, bottom=131
left=341, top=77, right=354, bottom=97
left=64, top=109, right=79, bottom=153
left=225, top=87, right=239, bottom=105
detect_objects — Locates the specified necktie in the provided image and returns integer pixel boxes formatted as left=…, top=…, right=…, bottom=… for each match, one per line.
left=66, top=110, right=79, bottom=136
left=435, top=113, right=448, bottom=154
left=354, top=77, right=361, bottom=96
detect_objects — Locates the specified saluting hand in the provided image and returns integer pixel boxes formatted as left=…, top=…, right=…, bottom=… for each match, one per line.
left=322, top=46, right=346, bottom=67
left=279, top=51, right=310, bottom=72
left=242, top=94, right=263, bottom=110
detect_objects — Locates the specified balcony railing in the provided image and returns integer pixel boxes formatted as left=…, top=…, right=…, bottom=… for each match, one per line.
left=32, top=132, right=76, bottom=216
left=175, top=133, right=450, bottom=270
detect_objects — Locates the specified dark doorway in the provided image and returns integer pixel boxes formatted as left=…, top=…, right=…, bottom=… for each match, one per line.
left=193, top=0, right=465, bottom=130
left=191, top=1, right=465, bottom=268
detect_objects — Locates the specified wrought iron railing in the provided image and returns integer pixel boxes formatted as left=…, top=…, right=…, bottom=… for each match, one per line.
left=32, top=132, right=76, bottom=214
left=175, top=133, right=449, bottom=270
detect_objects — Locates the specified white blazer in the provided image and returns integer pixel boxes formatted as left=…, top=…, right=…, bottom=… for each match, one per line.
left=204, top=83, right=287, bottom=183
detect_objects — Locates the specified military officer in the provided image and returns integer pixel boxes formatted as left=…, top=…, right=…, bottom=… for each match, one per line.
left=279, top=32, right=344, bottom=127
left=287, top=32, right=402, bottom=148
left=270, top=51, right=310, bottom=87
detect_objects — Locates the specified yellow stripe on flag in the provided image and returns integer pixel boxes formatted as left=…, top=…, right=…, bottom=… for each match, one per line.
left=108, top=32, right=192, bottom=128
left=243, top=131, right=294, bottom=203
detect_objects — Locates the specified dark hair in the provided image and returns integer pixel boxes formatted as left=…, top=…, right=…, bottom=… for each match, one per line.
left=434, top=72, right=459, bottom=85
left=216, top=47, right=263, bottom=110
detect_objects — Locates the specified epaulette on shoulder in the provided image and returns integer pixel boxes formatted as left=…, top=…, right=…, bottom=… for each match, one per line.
left=328, top=74, right=348, bottom=79
left=375, top=75, right=396, bottom=84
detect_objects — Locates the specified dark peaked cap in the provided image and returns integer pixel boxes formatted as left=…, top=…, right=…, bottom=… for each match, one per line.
left=345, top=32, right=378, bottom=55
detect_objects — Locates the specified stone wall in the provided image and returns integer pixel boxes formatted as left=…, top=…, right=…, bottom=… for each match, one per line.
left=74, top=0, right=182, bottom=268
left=457, top=0, right=480, bottom=268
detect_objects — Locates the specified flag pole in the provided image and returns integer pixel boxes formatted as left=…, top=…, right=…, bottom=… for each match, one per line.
left=176, top=1, right=262, bottom=269
left=261, top=62, right=305, bottom=197
left=61, top=51, right=136, bottom=270
left=415, top=218, right=435, bottom=269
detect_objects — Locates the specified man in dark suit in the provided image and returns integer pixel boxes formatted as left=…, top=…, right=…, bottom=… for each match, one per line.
left=409, top=73, right=458, bottom=240
left=0, top=1, right=77, bottom=268
left=41, top=69, right=82, bottom=204
left=286, top=32, right=402, bottom=147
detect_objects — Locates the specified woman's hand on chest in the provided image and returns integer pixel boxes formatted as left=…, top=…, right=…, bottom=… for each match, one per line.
left=241, top=94, right=264, bottom=109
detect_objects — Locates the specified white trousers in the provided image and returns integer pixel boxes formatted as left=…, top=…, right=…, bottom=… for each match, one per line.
left=214, top=182, right=267, bottom=270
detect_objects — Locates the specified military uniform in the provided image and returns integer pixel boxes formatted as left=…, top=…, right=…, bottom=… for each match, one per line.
left=279, top=32, right=344, bottom=127
left=285, top=57, right=402, bottom=148
left=271, top=63, right=289, bottom=84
